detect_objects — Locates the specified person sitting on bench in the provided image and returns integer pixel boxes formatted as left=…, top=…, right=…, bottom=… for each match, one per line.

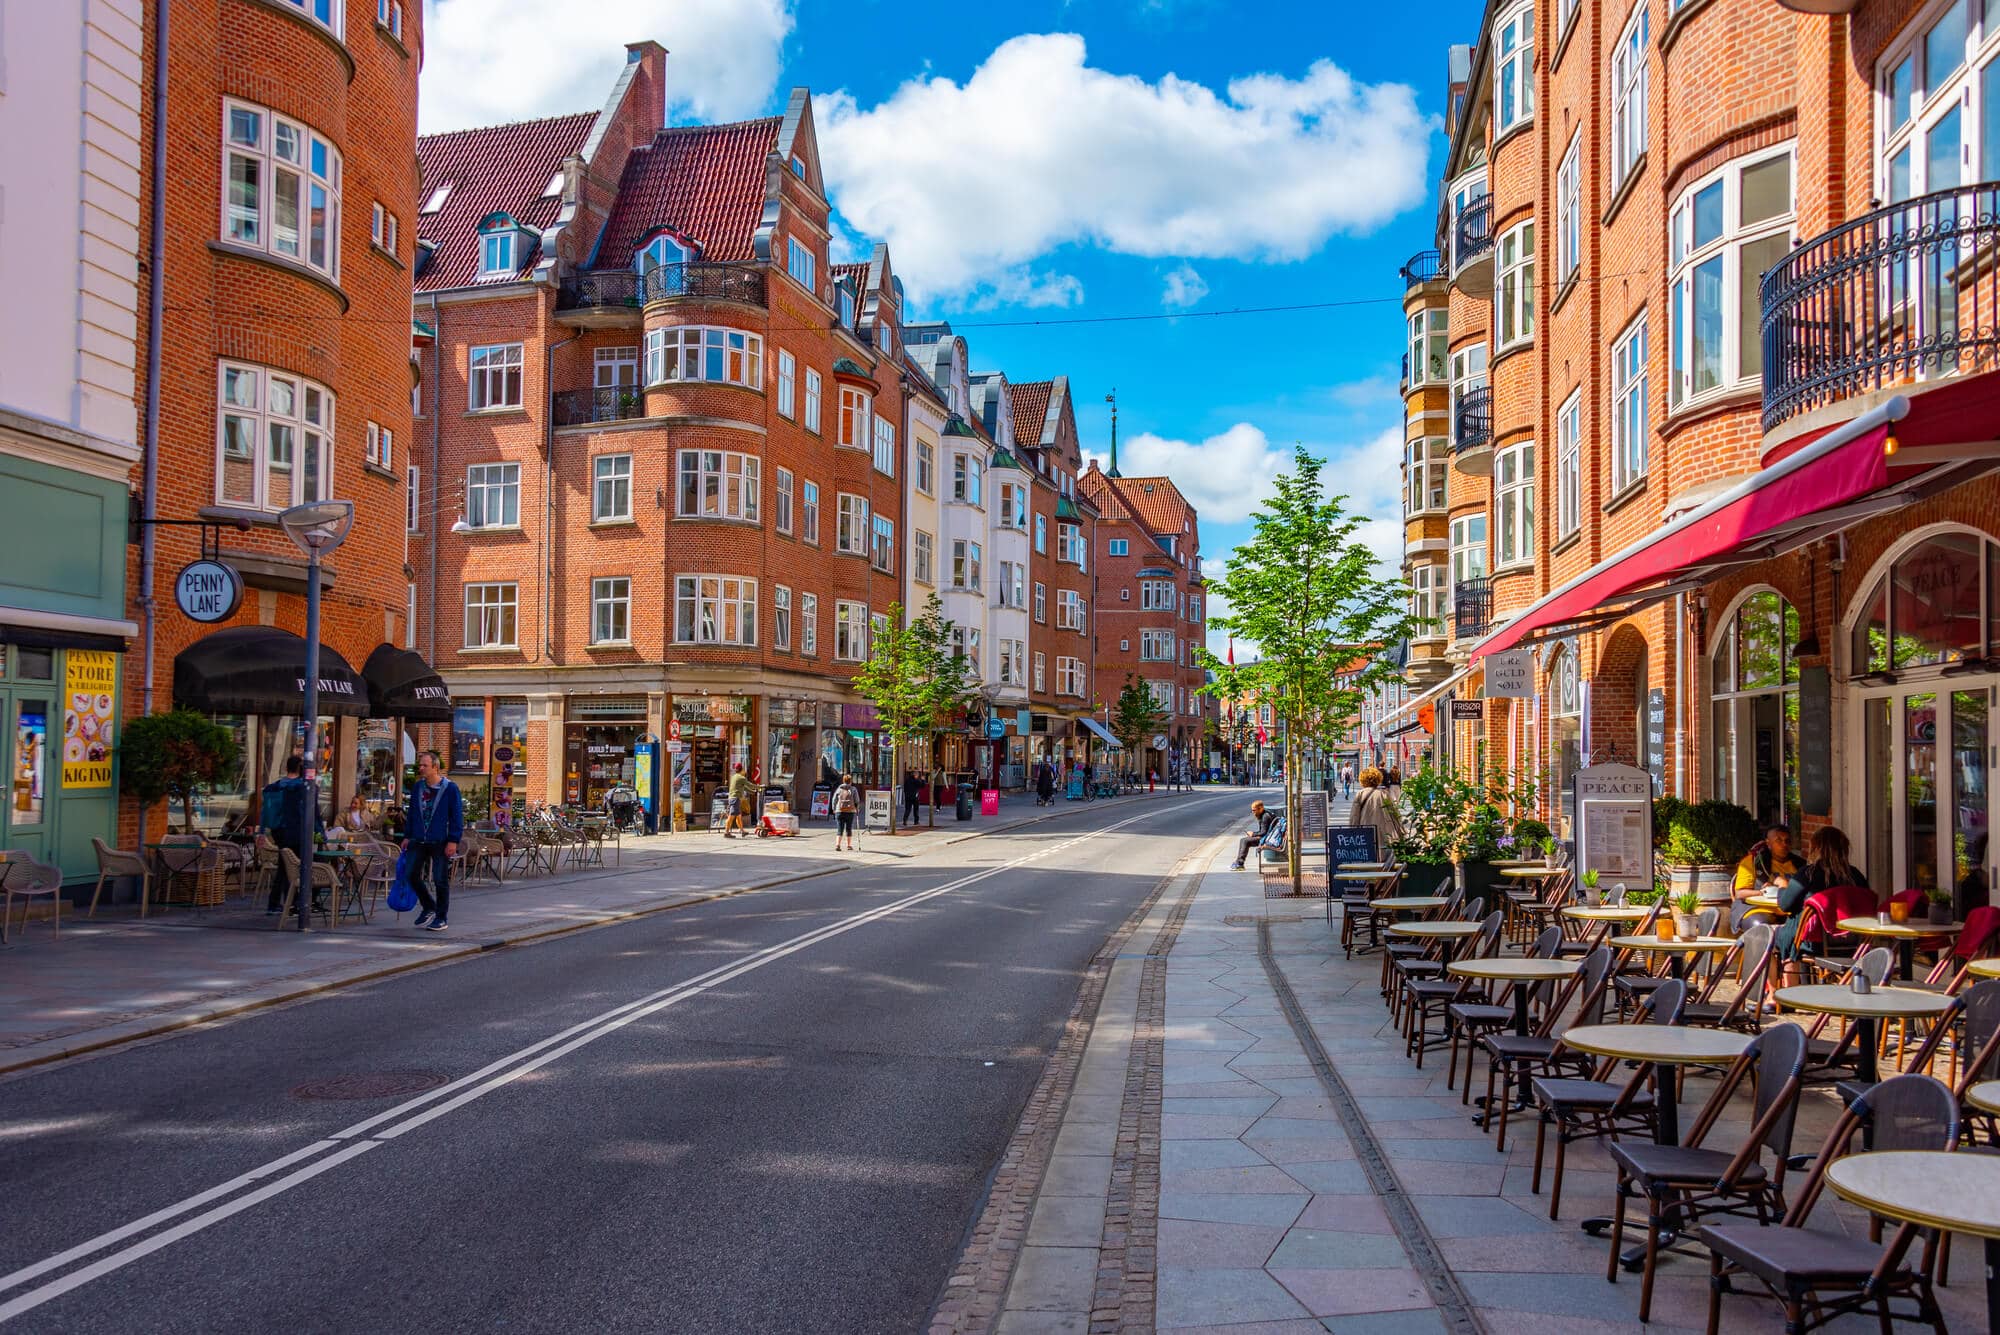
left=1231, top=800, right=1279, bottom=870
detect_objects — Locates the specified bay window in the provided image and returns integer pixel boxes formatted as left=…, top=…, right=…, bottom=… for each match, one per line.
left=838, top=386, right=872, bottom=449
left=644, top=326, right=764, bottom=389
left=871, top=515, right=895, bottom=573
left=1879, top=0, right=2000, bottom=198
left=953, top=454, right=984, bottom=505
left=1496, top=221, right=1536, bottom=349
left=953, top=540, right=983, bottom=591
left=834, top=601, right=868, bottom=661
left=1406, top=437, right=1447, bottom=515
left=1495, top=3, right=1535, bottom=134
left=216, top=361, right=332, bottom=510
left=1495, top=441, right=1536, bottom=569
left=1141, top=629, right=1176, bottom=661
left=674, top=575, right=757, bottom=645
left=676, top=449, right=760, bottom=522
left=1407, top=308, right=1447, bottom=385
left=1557, top=390, right=1581, bottom=539
left=222, top=99, right=340, bottom=279
left=836, top=494, right=869, bottom=555
left=1410, top=563, right=1446, bottom=636
left=1668, top=146, right=1794, bottom=408
left=1450, top=514, right=1488, bottom=595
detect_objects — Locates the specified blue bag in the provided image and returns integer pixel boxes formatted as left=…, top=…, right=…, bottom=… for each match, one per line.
left=386, top=849, right=418, bottom=914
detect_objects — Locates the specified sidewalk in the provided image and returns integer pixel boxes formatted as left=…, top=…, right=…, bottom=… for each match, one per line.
left=982, top=839, right=1988, bottom=1333
left=0, top=786, right=1180, bottom=1075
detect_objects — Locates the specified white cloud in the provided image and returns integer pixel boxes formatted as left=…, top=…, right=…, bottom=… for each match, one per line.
left=419, top=0, right=794, bottom=133
left=818, top=33, right=1430, bottom=299
left=1161, top=262, right=1209, bottom=309
left=967, top=268, right=1086, bottom=312
left=1085, top=422, right=1289, bottom=524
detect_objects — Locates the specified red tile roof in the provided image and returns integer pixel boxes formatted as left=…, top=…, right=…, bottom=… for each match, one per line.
left=1009, top=380, right=1053, bottom=446
left=831, top=262, right=870, bottom=286
left=1079, top=468, right=1131, bottom=522
left=1111, top=476, right=1197, bottom=540
left=593, top=117, right=780, bottom=268
left=415, top=111, right=598, bottom=292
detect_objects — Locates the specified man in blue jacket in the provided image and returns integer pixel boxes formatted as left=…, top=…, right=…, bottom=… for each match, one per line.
left=401, top=748, right=463, bottom=932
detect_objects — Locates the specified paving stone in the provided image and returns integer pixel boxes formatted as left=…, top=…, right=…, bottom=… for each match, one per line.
left=1318, top=1309, right=1448, bottom=1334
left=1158, top=1192, right=1310, bottom=1228
left=1161, top=1095, right=1279, bottom=1119
left=1295, top=1196, right=1396, bottom=1234
left=1155, top=1266, right=1314, bottom=1328
left=1266, top=1229, right=1412, bottom=1271
left=1162, top=1111, right=1268, bottom=1139
left=1161, top=1139, right=1275, bottom=1173
left=1041, top=1154, right=1114, bottom=1198
left=1156, top=1218, right=1287, bottom=1268
left=993, top=1312, right=1092, bottom=1335
left=1406, top=1195, right=1553, bottom=1238
left=1276, top=1160, right=1372, bottom=1195
left=1267, top=1266, right=1433, bottom=1318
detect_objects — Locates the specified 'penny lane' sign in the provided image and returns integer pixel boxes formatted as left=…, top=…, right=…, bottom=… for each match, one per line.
left=174, top=559, right=243, bottom=624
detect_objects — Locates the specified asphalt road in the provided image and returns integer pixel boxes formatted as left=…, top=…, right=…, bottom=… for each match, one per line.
left=0, top=790, right=1247, bottom=1334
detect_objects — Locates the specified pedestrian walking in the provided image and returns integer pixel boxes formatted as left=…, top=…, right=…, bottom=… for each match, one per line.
left=259, top=755, right=322, bottom=914
left=902, top=767, right=923, bottom=825
left=1034, top=760, right=1057, bottom=807
left=1350, top=766, right=1402, bottom=863
left=832, top=772, right=861, bottom=850
left=1148, top=767, right=1156, bottom=793
left=401, top=749, right=463, bottom=932
left=722, top=762, right=755, bottom=838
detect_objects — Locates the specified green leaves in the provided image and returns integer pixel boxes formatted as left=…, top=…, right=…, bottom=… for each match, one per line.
left=850, top=593, right=976, bottom=747
left=1111, top=675, right=1165, bottom=754
left=120, top=710, right=242, bottom=833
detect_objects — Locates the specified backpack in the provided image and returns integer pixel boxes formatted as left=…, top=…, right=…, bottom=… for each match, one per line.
left=834, top=784, right=858, bottom=814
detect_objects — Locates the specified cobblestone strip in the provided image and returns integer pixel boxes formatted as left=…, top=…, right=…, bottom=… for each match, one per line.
left=1092, top=851, right=1212, bottom=1334
left=926, top=841, right=1214, bottom=1335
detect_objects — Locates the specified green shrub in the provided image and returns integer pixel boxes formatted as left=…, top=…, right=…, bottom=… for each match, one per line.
left=1512, top=818, right=1552, bottom=847
left=120, top=710, right=241, bottom=833
left=1659, top=798, right=1759, bottom=867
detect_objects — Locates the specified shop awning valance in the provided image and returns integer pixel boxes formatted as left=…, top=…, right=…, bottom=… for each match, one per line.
left=173, top=626, right=370, bottom=717
left=1470, top=389, right=2000, bottom=660
left=1079, top=717, right=1123, bottom=748
left=361, top=644, right=452, bottom=722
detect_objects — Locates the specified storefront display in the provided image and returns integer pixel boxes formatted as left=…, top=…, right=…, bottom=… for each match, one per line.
left=564, top=696, right=649, bottom=813
left=451, top=703, right=486, bottom=773
left=673, top=694, right=753, bottom=825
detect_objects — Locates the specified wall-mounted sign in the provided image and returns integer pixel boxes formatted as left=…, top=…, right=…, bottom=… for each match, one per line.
left=1450, top=700, right=1485, bottom=721
left=61, top=650, right=117, bottom=789
left=1486, top=649, right=1534, bottom=698
left=173, top=559, right=242, bottom=624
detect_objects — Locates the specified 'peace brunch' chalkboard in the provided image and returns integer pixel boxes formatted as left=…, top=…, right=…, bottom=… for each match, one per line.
left=1328, top=826, right=1379, bottom=869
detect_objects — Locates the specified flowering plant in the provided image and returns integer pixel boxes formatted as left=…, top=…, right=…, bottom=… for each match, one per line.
left=1391, top=762, right=1538, bottom=864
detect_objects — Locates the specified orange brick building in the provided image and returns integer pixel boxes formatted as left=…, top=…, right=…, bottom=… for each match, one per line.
left=1396, top=0, right=2000, bottom=907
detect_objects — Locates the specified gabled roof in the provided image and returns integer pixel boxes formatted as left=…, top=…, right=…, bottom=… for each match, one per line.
left=1111, top=475, right=1197, bottom=542
left=1009, top=380, right=1054, bottom=447
left=415, top=111, right=598, bottom=292
left=831, top=262, right=870, bottom=287
left=592, top=117, right=781, bottom=269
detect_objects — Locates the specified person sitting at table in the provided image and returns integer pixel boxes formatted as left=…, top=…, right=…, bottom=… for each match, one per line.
left=1772, top=824, right=1869, bottom=984
left=1733, top=824, right=1802, bottom=905
left=343, top=793, right=374, bottom=834
left=1230, top=800, right=1279, bottom=870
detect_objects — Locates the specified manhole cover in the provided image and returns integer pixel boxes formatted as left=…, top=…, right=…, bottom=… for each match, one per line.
left=291, top=1071, right=451, bottom=1101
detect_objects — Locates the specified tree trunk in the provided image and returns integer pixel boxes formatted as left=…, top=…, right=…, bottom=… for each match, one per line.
left=1287, top=728, right=1302, bottom=897
left=889, top=744, right=900, bottom=835
left=928, top=737, right=938, bottom=828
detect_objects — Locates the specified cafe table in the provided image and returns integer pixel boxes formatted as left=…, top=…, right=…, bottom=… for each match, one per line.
left=1449, top=957, right=1581, bottom=1037
left=1561, top=903, right=1650, bottom=946
left=1386, top=920, right=1483, bottom=966
left=1824, top=1150, right=2000, bottom=1332
left=1556, top=1022, right=1752, bottom=1148
left=1371, top=895, right=1451, bottom=914
left=1969, top=958, right=2000, bottom=981
left=1772, top=984, right=1956, bottom=1083
left=1499, top=866, right=1560, bottom=879
left=1967, top=1080, right=2000, bottom=1118
left=1607, top=934, right=1733, bottom=980
left=1744, top=892, right=1782, bottom=912
left=1330, top=867, right=1403, bottom=929
left=1837, top=915, right=1964, bottom=981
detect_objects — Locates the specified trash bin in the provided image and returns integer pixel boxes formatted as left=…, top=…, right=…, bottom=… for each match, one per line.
left=955, top=782, right=976, bottom=821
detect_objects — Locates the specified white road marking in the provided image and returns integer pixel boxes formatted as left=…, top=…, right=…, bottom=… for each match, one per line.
left=0, top=795, right=1238, bottom=1321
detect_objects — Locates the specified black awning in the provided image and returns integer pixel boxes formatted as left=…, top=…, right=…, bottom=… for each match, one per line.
left=361, top=643, right=452, bottom=721
left=172, top=626, right=370, bottom=717
left=0, top=624, right=128, bottom=653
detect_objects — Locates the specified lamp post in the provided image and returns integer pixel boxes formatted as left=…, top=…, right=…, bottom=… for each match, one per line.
left=279, top=500, right=354, bottom=932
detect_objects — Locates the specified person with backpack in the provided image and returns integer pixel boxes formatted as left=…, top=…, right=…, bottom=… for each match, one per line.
left=259, top=755, right=322, bottom=914
left=832, top=772, right=861, bottom=850
left=400, top=749, right=463, bottom=932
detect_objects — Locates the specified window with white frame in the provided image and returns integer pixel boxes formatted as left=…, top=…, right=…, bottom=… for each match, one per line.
left=215, top=361, right=333, bottom=510
left=479, top=226, right=516, bottom=278
left=1406, top=437, right=1447, bottom=515
left=838, top=286, right=857, bottom=328
left=1497, top=221, right=1536, bottom=349
left=1056, top=656, right=1085, bottom=697
left=915, top=530, right=936, bottom=585
left=802, top=480, right=820, bottom=544
left=871, top=515, right=895, bottom=573
left=1495, top=3, right=1535, bottom=133
left=1034, top=582, right=1047, bottom=623
left=1450, top=515, right=1488, bottom=595
left=803, top=368, right=822, bottom=432
left=950, top=626, right=982, bottom=670
left=775, top=467, right=794, bottom=535
left=1557, top=391, right=1582, bottom=538
left=276, top=0, right=340, bottom=36
left=1033, top=651, right=1047, bottom=692
left=998, top=638, right=1024, bottom=686
left=1879, top=0, right=2000, bottom=200
left=915, top=440, right=935, bottom=495
left=1557, top=0, right=1579, bottom=39
left=222, top=100, right=341, bottom=279
left=405, top=583, right=416, bottom=648
left=1058, top=589, right=1085, bottom=630
left=836, top=494, right=870, bottom=555
left=952, top=540, right=983, bottom=590
left=786, top=236, right=816, bottom=291
left=1141, top=579, right=1175, bottom=611
left=406, top=464, right=420, bottom=532
left=673, top=575, right=758, bottom=645
left=838, top=386, right=871, bottom=449
left=1496, top=441, right=1536, bottom=568
left=1034, top=513, right=1047, bottom=553
left=1557, top=135, right=1581, bottom=282
left=776, top=349, right=796, bottom=419
left=1188, top=594, right=1202, bottom=622
left=377, top=0, right=404, bottom=37
left=468, top=343, right=523, bottom=410
left=800, top=593, right=818, bottom=656
left=1407, top=308, right=1448, bottom=385
left=953, top=454, right=983, bottom=505
left=1611, top=315, right=1649, bottom=494
left=465, top=462, right=520, bottom=529
left=593, top=454, right=631, bottom=522
left=591, top=577, right=630, bottom=644
left=677, top=450, right=760, bottom=522
left=774, top=585, right=793, bottom=651
left=370, top=202, right=397, bottom=255
left=365, top=420, right=392, bottom=469
left=645, top=327, right=763, bottom=389
left=1451, top=343, right=1489, bottom=449
left=1148, top=680, right=1175, bottom=712
left=1411, top=564, right=1447, bottom=636
left=1108, top=537, right=1129, bottom=557
left=834, top=601, right=868, bottom=661
left=1058, top=523, right=1085, bottom=567
left=633, top=233, right=685, bottom=274
left=1668, top=145, right=1794, bottom=408
left=1612, top=2, right=1650, bottom=189
left=992, top=481, right=1020, bottom=529
left=872, top=415, right=896, bottom=476
left=412, top=378, right=422, bottom=418
left=1140, top=629, right=1176, bottom=661
left=594, top=346, right=637, bottom=389
left=464, top=583, right=517, bottom=648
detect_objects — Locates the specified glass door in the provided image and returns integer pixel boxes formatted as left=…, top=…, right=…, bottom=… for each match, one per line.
left=1860, top=681, right=1999, bottom=906
left=1952, top=687, right=1993, bottom=913
left=5, top=689, right=51, bottom=861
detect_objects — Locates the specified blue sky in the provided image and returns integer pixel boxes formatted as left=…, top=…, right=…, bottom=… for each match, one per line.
left=421, top=0, right=1488, bottom=649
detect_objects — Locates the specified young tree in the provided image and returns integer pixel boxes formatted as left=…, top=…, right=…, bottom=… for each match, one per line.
left=1111, top=675, right=1164, bottom=783
left=850, top=594, right=975, bottom=832
left=119, top=710, right=242, bottom=833
left=1197, top=446, right=1420, bottom=896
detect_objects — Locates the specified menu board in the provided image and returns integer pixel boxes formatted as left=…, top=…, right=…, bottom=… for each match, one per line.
left=1645, top=688, right=1668, bottom=796
left=1798, top=665, right=1832, bottom=817
left=1576, top=763, right=1654, bottom=887
left=1327, top=826, right=1379, bottom=868
left=1295, top=790, right=1329, bottom=841
left=61, top=650, right=116, bottom=788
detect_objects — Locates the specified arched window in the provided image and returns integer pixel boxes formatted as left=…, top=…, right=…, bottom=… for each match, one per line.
left=1710, top=589, right=1801, bottom=830
left=634, top=233, right=689, bottom=276
left=1549, top=645, right=1581, bottom=836
left=1850, top=530, right=2000, bottom=674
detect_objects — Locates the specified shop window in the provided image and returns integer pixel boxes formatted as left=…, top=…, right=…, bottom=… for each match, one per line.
left=1711, top=589, right=1802, bottom=830
left=1852, top=530, right=2000, bottom=671
left=1549, top=645, right=1582, bottom=837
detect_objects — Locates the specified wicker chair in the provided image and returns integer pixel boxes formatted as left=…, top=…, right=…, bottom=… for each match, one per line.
left=88, top=837, right=152, bottom=918
left=155, top=836, right=224, bottom=911
left=1, top=851, right=65, bottom=939
left=276, top=848, right=339, bottom=928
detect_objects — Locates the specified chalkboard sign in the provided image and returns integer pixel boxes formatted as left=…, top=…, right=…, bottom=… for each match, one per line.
left=1645, top=688, right=1668, bottom=796
left=1327, top=826, right=1379, bottom=869
left=1799, top=664, right=1832, bottom=817
left=1296, top=790, right=1329, bottom=841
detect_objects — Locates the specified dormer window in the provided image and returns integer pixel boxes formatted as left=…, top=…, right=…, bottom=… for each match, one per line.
left=636, top=233, right=689, bottom=275
left=837, top=284, right=856, bottom=328
left=481, top=231, right=515, bottom=276
left=786, top=237, right=816, bottom=291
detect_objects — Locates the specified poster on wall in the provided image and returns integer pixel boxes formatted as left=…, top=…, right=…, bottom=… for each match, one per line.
left=1575, top=763, right=1654, bottom=888
left=451, top=704, right=486, bottom=772
left=61, top=649, right=117, bottom=788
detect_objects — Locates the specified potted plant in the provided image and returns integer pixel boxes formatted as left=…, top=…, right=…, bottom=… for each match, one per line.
left=1925, top=886, right=1954, bottom=926
left=1581, top=868, right=1602, bottom=907
left=1672, top=888, right=1703, bottom=938
left=118, top=710, right=242, bottom=834
left=1512, top=818, right=1552, bottom=859
left=1659, top=799, right=1759, bottom=911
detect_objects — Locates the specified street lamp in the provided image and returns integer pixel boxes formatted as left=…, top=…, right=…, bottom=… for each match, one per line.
left=279, top=499, right=354, bottom=932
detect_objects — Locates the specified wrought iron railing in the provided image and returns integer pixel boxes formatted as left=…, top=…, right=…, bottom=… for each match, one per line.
left=1400, top=248, right=1444, bottom=287
left=642, top=261, right=766, bottom=306
left=1762, top=182, right=2000, bottom=430
left=1453, top=385, right=1492, bottom=453
left=556, top=270, right=642, bottom=312
left=553, top=387, right=646, bottom=427
left=1452, top=577, right=1492, bottom=641
left=1453, top=195, right=1494, bottom=271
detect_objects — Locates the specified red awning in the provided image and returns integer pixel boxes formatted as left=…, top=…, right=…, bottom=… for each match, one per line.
left=1470, top=387, right=2000, bottom=659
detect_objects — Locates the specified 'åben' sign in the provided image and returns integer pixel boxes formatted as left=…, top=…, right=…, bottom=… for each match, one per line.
left=174, top=559, right=243, bottom=624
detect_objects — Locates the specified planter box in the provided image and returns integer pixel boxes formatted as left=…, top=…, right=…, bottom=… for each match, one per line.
left=1401, top=861, right=1454, bottom=898
left=1459, top=860, right=1507, bottom=909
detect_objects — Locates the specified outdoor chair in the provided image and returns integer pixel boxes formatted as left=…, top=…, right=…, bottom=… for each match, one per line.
left=1616, top=907, right=1727, bottom=1016
left=1401, top=909, right=1505, bottom=1068
left=155, top=836, right=224, bottom=911
left=1797, top=886, right=1886, bottom=980
left=1529, top=978, right=1688, bottom=1220
left=1914, top=904, right=2000, bottom=992
left=88, top=837, right=151, bottom=918
left=1386, top=894, right=1483, bottom=1029
left=276, top=849, right=339, bottom=929
left=1473, top=945, right=1617, bottom=1151
left=1605, top=1022, right=1808, bottom=1322
left=1682, top=921, right=1778, bottom=1031
left=1, top=851, right=65, bottom=940
left=1695, top=1073, right=1957, bottom=1335
left=1444, top=925, right=1564, bottom=1093
left=248, top=833, right=280, bottom=906
left=1510, top=868, right=1575, bottom=945
left=462, top=832, right=507, bottom=884
left=1339, top=863, right=1405, bottom=957
left=1380, top=886, right=1464, bottom=1003
left=1800, top=948, right=1896, bottom=1084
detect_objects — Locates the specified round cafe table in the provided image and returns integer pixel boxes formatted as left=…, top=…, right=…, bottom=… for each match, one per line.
left=1557, top=1023, right=1751, bottom=1147
left=1607, top=934, right=1733, bottom=980
left=1966, top=1080, right=2000, bottom=1117
left=1371, top=895, right=1450, bottom=913
left=1744, top=892, right=1782, bottom=911
left=1563, top=905, right=1650, bottom=923
left=1386, top=920, right=1482, bottom=965
left=1824, top=1150, right=2000, bottom=1332
left=1332, top=869, right=1397, bottom=882
left=1500, top=866, right=1559, bottom=879
left=1773, top=984, right=1956, bottom=1083
left=1449, top=957, right=1581, bottom=1037
left=1837, top=916, right=1964, bottom=980
left=1969, top=958, right=2000, bottom=981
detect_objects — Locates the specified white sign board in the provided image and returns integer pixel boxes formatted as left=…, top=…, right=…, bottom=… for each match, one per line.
left=1485, top=649, right=1535, bottom=699
left=174, top=558, right=243, bottom=624
left=1575, top=763, right=1654, bottom=888
left=864, top=788, right=893, bottom=832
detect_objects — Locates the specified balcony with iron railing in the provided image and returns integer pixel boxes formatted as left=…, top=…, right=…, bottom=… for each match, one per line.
left=554, top=387, right=647, bottom=428
left=1452, top=195, right=1494, bottom=296
left=1452, top=385, right=1493, bottom=473
left=556, top=262, right=768, bottom=326
left=1400, top=248, right=1444, bottom=290
left=1761, top=182, right=2000, bottom=434
left=1452, top=576, right=1492, bottom=642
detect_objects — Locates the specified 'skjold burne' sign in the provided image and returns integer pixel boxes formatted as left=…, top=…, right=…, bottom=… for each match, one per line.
left=173, top=559, right=242, bottom=624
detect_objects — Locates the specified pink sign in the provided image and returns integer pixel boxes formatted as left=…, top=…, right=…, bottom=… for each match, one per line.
left=980, top=789, right=999, bottom=817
